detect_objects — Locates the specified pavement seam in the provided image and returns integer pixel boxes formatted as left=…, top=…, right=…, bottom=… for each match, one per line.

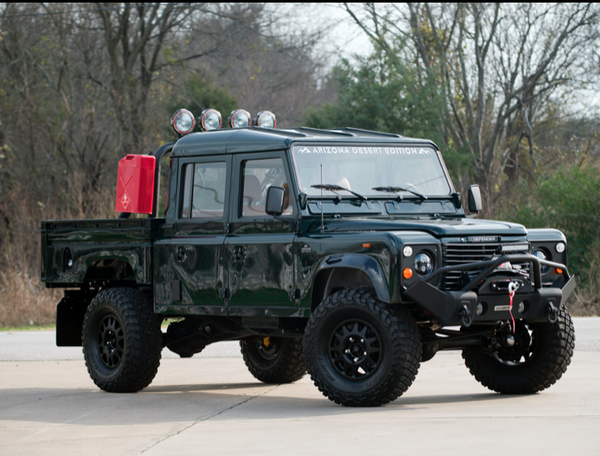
left=138, top=384, right=280, bottom=454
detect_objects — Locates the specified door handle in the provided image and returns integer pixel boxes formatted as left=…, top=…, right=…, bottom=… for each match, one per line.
left=233, top=245, right=246, bottom=262
left=176, top=246, right=187, bottom=263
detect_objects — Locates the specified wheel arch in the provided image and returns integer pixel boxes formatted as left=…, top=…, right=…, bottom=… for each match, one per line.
left=311, top=254, right=391, bottom=310
left=85, top=258, right=139, bottom=286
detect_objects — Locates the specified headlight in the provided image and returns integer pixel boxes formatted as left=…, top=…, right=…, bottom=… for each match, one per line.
left=253, top=111, right=276, bottom=129
left=414, top=252, right=434, bottom=275
left=199, top=109, right=222, bottom=131
left=171, top=109, right=196, bottom=135
left=228, top=109, right=251, bottom=128
left=533, top=249, right=549, bottom=273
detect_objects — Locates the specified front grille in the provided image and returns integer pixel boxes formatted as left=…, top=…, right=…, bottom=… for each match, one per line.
left=442, top=243, right=530, bottom=291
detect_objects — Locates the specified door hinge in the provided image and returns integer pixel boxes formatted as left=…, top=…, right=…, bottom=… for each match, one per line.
left=172, top=280, right=182, bottom=301
left=219, top=287, right=230, bottom=300
left=288, top=288, right=301, bottom=300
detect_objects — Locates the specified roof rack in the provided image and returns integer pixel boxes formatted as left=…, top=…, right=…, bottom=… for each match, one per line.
left=250, top=127, right=308, bottom=138
left=334, top=127, right=403, bottom=138
left=295, top=127, right=355, bottom=137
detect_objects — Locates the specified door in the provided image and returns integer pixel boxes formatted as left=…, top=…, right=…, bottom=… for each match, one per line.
left=226, top=152, right=297, bottom=313
left=155, top=155, right=231, bottom=313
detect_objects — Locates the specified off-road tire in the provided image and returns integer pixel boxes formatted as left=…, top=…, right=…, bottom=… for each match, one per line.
left=303, top=288, right=422, bottom=407
left=240, top=337, right=306, bottom=383
left=82, top=287, right=162, bottom=392
left=462, top=305, right=575, bottom=394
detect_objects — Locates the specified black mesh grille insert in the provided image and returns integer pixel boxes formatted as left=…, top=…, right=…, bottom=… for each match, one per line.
left=442, top=243, right=529, bottom=291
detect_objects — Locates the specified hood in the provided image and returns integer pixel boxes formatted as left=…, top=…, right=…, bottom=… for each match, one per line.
left=311, top=217, right=527, bottom=238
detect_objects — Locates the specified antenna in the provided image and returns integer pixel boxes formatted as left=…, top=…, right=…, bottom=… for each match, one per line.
left=320, top=164, right=324, bottom=233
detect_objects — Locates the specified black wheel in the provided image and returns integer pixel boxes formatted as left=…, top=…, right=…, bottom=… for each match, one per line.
left=240, top=336, right=306, bottom=383
left=82, top=288, right=162, bottom=392
left=303, top=288, right=422, bottom=407
left=462, top=306, right=575, bottom=394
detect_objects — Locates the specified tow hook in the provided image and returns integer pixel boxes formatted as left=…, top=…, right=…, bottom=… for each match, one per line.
left=459, top=304, right=472, bottom=327
left=546, top=302, right=558, bottom=324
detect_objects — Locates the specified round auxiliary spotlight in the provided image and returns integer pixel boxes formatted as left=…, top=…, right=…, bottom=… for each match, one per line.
left=199, top=109, right=222, bottom=131
left=171, top=109, right=196, bottom=136
left=228, top=109, right=251, bottom=129
left=253, top=111, right=276, bottom=129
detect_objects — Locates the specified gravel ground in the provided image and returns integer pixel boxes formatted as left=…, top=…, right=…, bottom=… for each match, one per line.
left=0, top=317, right=597, bottom=361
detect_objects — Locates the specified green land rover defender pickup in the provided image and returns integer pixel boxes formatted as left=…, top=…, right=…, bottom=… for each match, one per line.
left=41, top=110, right=576, bottom=407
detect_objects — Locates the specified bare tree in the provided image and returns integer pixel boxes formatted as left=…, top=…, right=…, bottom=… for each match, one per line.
left=343, top=3, right=600, bottom=189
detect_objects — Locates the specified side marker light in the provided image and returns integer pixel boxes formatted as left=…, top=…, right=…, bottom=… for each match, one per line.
left=403, top=268, right=413, bottom=279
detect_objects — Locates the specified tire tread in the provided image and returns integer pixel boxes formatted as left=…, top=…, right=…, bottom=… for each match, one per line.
left=82, top=287, right=162, bottom=393
left=462, top=305, right=575, bottom=394
left=303, top=288, right=421, bottom=407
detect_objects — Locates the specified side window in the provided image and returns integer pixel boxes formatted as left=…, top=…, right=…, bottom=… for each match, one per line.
left=240, top=158, right=292, bottom=217
left=180, top=162, right=227, bottom=219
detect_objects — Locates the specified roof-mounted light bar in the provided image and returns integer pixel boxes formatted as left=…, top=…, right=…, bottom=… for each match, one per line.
left=254, top=111, right=276, bottom=129
left=171, top=109, right=195, bottom=136
left=228, top=109, right=251, bottom=128
left=199, top=109, right=222, bottom=131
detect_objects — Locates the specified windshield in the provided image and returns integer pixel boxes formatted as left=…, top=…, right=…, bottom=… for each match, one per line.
left=291, top=144, right=451, bottom=197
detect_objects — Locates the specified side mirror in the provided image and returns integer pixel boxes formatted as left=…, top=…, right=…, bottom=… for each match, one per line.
left=468, top=185, right=483, bottom=213
left=265, top=186, right=285, bottom=216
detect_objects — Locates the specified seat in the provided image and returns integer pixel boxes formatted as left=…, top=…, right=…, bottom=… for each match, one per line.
left=242, top=174, right=265, bottom=216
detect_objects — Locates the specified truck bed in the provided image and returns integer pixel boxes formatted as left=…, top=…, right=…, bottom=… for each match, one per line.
left=41, top=218, right=160, bottom=288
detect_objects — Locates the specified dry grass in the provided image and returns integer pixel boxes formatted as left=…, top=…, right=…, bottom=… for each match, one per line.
left=0, top=173, right=114, bottom=328
left=566, top=264, right=600, bottom=317
left=0, top=267, right=62, bottom=327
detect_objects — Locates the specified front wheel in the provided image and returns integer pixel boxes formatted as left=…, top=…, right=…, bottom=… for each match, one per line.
left=82, top=288, right=162, bottom=392
left=462, top=306, right=575, bottom=394
left=303, top=288, right=422, bottom=407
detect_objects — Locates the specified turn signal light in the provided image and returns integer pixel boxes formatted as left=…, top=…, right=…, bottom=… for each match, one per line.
left=362, top=243, right=371, bottom=248
left=403, top=268, right=413, bottom=279
left=556, top=268, right=563, bottom=274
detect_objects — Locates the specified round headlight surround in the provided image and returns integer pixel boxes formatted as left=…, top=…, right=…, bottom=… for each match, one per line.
left=414, top=252, right=434, bottom=276
left=199, top=109, right=222, bottom=131
left=533, top=248, right=550, bottom=273
left=171, top=109, right=196, bottom=135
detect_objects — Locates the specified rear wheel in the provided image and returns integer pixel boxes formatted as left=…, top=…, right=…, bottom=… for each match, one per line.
left=240, top=336, right=306, bottom=384
left=462, top=306, right=575, bottom=394
left=82, top=288, right=162, bottom=392
left=303, top=288, right=422, bottom=407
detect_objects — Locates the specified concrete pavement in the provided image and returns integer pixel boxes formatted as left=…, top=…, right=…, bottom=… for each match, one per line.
left=1, top=318, right=599, bottom=455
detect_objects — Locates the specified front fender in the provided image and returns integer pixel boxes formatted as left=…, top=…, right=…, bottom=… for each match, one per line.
left=317, top=253, right=391, bottom=303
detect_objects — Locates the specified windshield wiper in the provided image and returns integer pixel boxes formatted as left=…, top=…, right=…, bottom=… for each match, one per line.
left=311, top=184, right=367, bottom=200
left=372, top=186, right=427, bottom=200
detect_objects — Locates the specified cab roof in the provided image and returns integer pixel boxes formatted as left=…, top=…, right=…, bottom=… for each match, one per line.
left=171, top=127, right=438, bottom=157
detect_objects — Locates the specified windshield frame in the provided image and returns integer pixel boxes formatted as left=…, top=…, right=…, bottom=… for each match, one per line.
left=289, top=141, right=455, bottom=200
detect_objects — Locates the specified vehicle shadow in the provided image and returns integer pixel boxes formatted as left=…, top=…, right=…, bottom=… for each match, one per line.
left=0, top=381, right=520, bottom=427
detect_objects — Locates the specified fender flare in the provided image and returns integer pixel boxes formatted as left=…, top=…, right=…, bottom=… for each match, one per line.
left=317, top=253, right=391, bottom=303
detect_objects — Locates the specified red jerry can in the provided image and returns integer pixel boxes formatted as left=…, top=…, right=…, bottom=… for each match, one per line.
left=115, top=154, right=156, bottom=214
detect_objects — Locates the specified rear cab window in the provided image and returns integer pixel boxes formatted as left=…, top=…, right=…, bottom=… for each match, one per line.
left=179, top=158, right=230, bottom=221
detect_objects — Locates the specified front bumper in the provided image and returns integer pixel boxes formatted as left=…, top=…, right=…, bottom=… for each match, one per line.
left=404, top=254, right=576, bottom=326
